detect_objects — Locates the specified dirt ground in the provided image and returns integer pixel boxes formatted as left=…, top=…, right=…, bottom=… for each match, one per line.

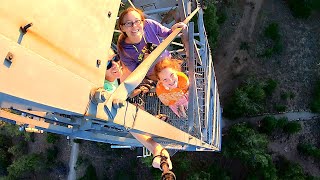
left=214, top=0, right=320, bottom=111
left=269, top=118, right=320, bottom=177
left=214, top=0, right=320, bottom=177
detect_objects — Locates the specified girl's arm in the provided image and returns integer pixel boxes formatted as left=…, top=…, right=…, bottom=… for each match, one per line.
left=146, top=19, right=171, bottom=37
left=146, top=19, right=186, bottom=38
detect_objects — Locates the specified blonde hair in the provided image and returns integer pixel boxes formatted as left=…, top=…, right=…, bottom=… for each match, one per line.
left=117, top=7, right=145, bottom=54
left=154, top=58, right=183, bottom=79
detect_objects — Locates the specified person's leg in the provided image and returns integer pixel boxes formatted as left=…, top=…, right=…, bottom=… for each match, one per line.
left=169, top=104, right=180, bottom=118
left=130, top=132, right=172, bottom=170
left=175, top=94, right=189, bottom=118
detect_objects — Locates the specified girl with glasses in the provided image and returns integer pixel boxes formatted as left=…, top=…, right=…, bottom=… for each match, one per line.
left=117, top=7, right=187, bottom=82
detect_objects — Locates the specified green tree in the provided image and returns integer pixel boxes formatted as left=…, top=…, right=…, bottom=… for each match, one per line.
left=264, top=23, right=280, bottom=41
left=259, top=22, right=283, bottom=58
left=217, top=10, right=227, bottom=25
left=46, top=133, right=60, bottom=144
left=140, top=156, right=153, bottom=168
left=283, top=121, right=302, bottom=134
left=2, top=124, right=23, bottom=137
left=297, top=143, right=320, bottom=159
left=79, top=164, right=98, bottom=180
left=277, top=117, right=289, bottom=128
left=287, top=0, right=312, bottom=18
left=276, top=156, right=306, bottom=179
left=274, top=104, right=287, bottom=112
left=260, top=116, right=277, bottom=135
left=46, top=146, right=58, bottom=162
left=187, top=171, right=211, bottom=180
left=205, top=164, right=231, bottom=180
left=7, top=153, right=46, bottom=179
left=263, top=79, right=278, bottom=96
left=8, top=140, right=28, bottom=159
left=203, top=3, right=219, bottom=49
left=0, top=149, right=11, bottom=176
left=311, top=81, right=320, bottom=112
left=223, top=123, right=277, bottom=179
left=0, top=134, right=12, bottom=149
left=224, top=79, right=266, bottom=118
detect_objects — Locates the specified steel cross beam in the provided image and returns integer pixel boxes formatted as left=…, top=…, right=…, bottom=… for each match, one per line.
left=110, top=101, right=219, bottom=151
left=0, top=109, right=144, bottom=146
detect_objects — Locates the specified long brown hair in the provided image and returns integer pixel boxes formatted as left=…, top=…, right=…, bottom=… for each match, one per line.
left=117, top=7, right=146, bottom=54
left=154, top=58, right=183, bottom=79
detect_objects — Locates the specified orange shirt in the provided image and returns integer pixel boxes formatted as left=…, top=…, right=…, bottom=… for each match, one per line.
left=156, top=72, right=189, bottom=106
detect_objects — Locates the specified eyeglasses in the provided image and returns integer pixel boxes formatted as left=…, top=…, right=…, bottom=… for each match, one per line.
left=107, top=55, right=120, bottom=70
left=122, top=20, right=142, bottom=27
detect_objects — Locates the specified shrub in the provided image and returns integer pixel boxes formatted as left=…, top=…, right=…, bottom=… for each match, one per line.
left=223, top=124, right=276, bottom=179
left=224, top=79, right=268, bottom=118
left=264, top=23, right=280, bottom=41
left=259, top=48, right=274, bottom=58
left=284, top=121, right=302, bottom=134
left=79, top=164, right=98, bottom=180
left=274, top=104, right=287, bottom=112
left=263, top=79, right=278, bottom=96
left=0, top=149, right=11, bottom=175
left=188, top=171, right=211, bottom=180
left=140, top=156, right=153, bottom=168
left=297, top=143, right=320, bottom=159
left=46, top=146, right=58, bottom=162
left=277, top=117, right=289, bottom=128
left=287, top=0, right=312, bottom=18
left=8, top=140, right=28, bottom=158
left=73, top=138, right=82, bottom=144
left=204, top=3, right=219, bottom=49
left=7, top=153, right=46, bottom=178
left=2, top=123, right=24, bottom=137
left=289, top=92, right=295, bottom=99
left=259, top=22, right=282, bottom=58
left=240, top=41, right=250, bottom=51
left=273, top=41, right=283, bottom=54
left=281, top=92, right=290, bottom=100
left=311, top=81, right=320, bottom=113
left=260, top=116, right=278, bottom=134
left=276, top=156, right=306, bottom=179
left=217, top=10, right=227, bottom=25
left=0, top=134, right=12, bottom=149
left=46, top=133, right=60, bottom=144
left=96, top=142, right=111, bottom=151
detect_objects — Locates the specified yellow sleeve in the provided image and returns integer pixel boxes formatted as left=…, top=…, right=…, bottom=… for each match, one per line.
left=177, top=72, right=189, bottom=92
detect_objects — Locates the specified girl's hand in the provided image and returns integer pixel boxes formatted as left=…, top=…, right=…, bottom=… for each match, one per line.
left=171, top=22, right=187, bottom=31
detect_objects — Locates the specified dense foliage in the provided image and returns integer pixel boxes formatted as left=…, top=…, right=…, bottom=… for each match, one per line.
left=259, top=22, right=283, bottom=58
left=311, top=81, right=320, bottom=112
left=79, top=164, right=98, bottom=180
left=203, top=3, right=219, bottom=49
left=6, top=154, right=46, bottom=179
left=297, top=143, right=320, bottom=159
left=223, top=123, right=277, bottom=179
left=283, top=121, right=302, bottom=134
left=276, top=156, right=307, bottom=179
left=224, top=78, right=278, bottom=119
left=286, top=0, right=320, bottom=18
left=46, top=132, right=60, bottom=144
left=260, top=116, right=302, bottom=135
